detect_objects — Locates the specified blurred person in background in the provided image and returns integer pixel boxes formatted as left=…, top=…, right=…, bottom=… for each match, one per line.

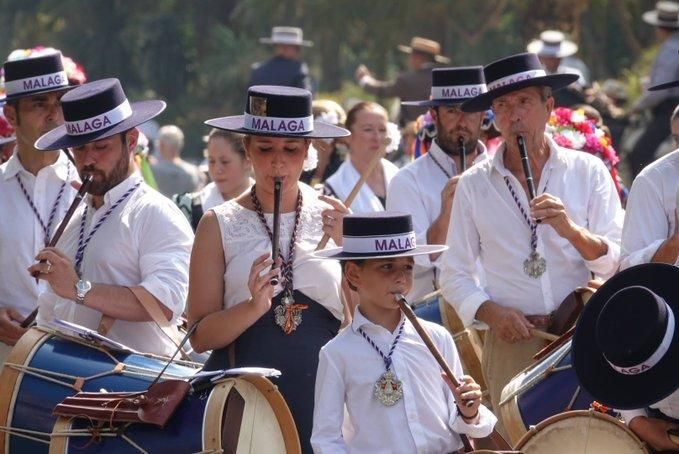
left=301, top=99, right=346, bottom=187
left=151, top=124, right=205, bottom=197
left=250, top=26, right=313, bottom=91
left=173, top=128, right=253, bottom=230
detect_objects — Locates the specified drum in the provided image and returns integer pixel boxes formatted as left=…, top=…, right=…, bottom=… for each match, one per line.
left=499, top=339, right=597, bottom=445
left=515, top=410, right=649, bottom=453
left=0, top=327, right=200, bottom=453
left=49, top=374, right=300, bottom=453
left=412, top=295, right=488, bottom=401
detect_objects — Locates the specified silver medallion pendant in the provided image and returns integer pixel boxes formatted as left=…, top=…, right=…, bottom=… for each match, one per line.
left=373, top=370, right=403, bottom=406
left=523, top=250, right=547, bottom=278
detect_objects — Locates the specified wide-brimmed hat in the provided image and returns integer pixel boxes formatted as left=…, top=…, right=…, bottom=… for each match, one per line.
left=402, top=66, right=487, bottom=107
left=462, top=52, right=579, bottom=112
left=643, top=1, right=679, bottom=28
left=35, top=78, right=166, bottom=150
left=314, top=212, right=448, bottom=260
left=572, top=263, right=679, bottom=409
left=527, top=30, right=578, bottom=58
left=3, top=51, right=71, bottom=102
left=397, top=37, right=450, bottom=64
left=205, top=85, right=349, bottom=139
left=260, top=26, right=313, bottom=47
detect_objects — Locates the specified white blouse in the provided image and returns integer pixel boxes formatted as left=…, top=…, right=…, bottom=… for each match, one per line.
left=212, top=183, right=344, bottom=321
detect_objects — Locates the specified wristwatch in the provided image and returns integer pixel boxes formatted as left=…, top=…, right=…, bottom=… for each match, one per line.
left=75, top=279, right=92, bottom=305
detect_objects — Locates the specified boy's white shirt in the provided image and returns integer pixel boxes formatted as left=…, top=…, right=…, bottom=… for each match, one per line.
left=311, top=307, right=496, bottom=453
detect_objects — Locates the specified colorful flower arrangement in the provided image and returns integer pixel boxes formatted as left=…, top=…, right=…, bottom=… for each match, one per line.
left=547, top=107, right=626, bottom=201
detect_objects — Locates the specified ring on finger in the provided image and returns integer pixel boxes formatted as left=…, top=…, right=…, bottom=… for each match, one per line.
left=45, top=263, right=53, bottom=274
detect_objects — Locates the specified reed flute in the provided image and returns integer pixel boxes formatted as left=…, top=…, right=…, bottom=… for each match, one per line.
left=458, top=136, right=467, bottom=172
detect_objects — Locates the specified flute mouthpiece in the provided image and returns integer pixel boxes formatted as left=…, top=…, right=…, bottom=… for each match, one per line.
left=393, top=293, right=407, bottom=303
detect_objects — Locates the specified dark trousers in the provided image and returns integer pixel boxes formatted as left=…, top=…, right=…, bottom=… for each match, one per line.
left=629, top=99, right=679, bottom=177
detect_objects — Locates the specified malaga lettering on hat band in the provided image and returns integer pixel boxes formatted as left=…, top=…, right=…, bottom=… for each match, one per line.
left=5, top=70, right=68, bottom=96
left=342, top=232, right=417, bottom=254
left=65, top=100, right=133, bottom=136
left=487, top=69, right=547, bottom=91
left=605, top=306, right=675, bottom=376
left=244, top=113, right=313, bottom=134
left=431, top=84, right=487, bottom=100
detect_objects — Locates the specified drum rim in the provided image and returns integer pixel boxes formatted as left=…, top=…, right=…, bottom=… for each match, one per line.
left=0, top=327, right=52, bottom=450
left=515, top=409, right=648, bottom=452
left=204, top=375, right=300, bottom=454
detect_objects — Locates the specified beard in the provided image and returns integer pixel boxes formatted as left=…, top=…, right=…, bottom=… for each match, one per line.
left=81, top=152, right=131, bottom=196
left=435, top=123, right=479, bottom=157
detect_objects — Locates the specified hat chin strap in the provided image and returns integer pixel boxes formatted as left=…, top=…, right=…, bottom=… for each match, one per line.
left=605, top=307, right=675, bottom=376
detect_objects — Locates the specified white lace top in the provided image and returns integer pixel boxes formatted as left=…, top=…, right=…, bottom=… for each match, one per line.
left=212, top=183, right=344, bottom=321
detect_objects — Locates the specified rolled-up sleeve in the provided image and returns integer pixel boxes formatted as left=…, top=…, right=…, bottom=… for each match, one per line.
left=583, top=160, right=623, bottom=278
left=137, top=202, right=193, bottom=321
left=621, top=172, right=672, bottom=270
left=438, top=178, right=489, bottom=326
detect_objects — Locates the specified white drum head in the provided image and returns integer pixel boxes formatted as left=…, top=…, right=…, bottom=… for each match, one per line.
left=516, top=410, right=648, bottom=454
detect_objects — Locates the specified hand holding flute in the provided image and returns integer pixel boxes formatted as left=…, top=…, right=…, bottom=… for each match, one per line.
left=23, top=175, right=94, bottom=328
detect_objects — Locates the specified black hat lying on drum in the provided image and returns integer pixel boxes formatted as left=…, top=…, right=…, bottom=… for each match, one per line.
left=572, top=263, right=679, bottom=409
left=401, top=66, right=487, bottom=108
left=314, top=212, right=448, bottom=259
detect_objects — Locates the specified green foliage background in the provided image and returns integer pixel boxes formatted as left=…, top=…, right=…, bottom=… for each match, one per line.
left=0, top=0, right=660, bottom=159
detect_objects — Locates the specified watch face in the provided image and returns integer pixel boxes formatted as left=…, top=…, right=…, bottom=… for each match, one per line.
left=76, top=280, right=92, bottom=293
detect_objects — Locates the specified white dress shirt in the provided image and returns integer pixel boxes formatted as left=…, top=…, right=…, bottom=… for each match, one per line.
left=311, top=308, right=496, bottom=454
left=324, top=158, right=399, bottom=213
left=387, top=140, right=487, bottom=300
left=212, top=183, right=344, bottom=321
left=621, top=150, right=679, bottom=269
left=37, top=173, right=194, bottom=356
left=619, top=389, right=679, bottom=424
left=438, top=135, right=623, bottom=326
left=0, top=151, right=77, bottom=317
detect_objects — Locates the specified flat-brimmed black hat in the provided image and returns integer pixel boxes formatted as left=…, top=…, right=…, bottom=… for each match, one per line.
left=3, top=51, right=71, bottom=102
left=402, top=66, right=487, bottom=108
left=314, top=212, right=448, bottom=260
left=205, top=85, right=350, bottom=139
left=572, top=263, right=679, bottom=409
left=462, top=52, right=579, bottom=112
left=35, top=78, right=166, bottom=150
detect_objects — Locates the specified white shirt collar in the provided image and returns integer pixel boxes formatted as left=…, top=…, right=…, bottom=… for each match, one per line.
left=2, top=147, right=72, bottom=181
left=88, top=171, right=144, bottom=209
left=491, top=133, right=568, bottom=178
left=351, top=305, right=406, bottom=335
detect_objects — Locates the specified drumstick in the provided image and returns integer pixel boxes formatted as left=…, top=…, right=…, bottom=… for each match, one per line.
left=315, top=138, right=391, bottom=251
left=270, top=177, right=282, bottom=286
left=517, top=134, right=536, bottom=201
left=394, top=293, right=513, bottom=451
left=23, top=175, right=94, bottom=328
left=458, top=136, right=467, bottom=173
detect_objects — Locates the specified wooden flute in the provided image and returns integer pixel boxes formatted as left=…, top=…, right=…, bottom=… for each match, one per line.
left=270, top=176, right=283, bottom=286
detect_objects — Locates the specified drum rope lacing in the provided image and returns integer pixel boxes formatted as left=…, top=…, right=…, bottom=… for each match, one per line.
left=0, top=425, right=51, bottom=444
